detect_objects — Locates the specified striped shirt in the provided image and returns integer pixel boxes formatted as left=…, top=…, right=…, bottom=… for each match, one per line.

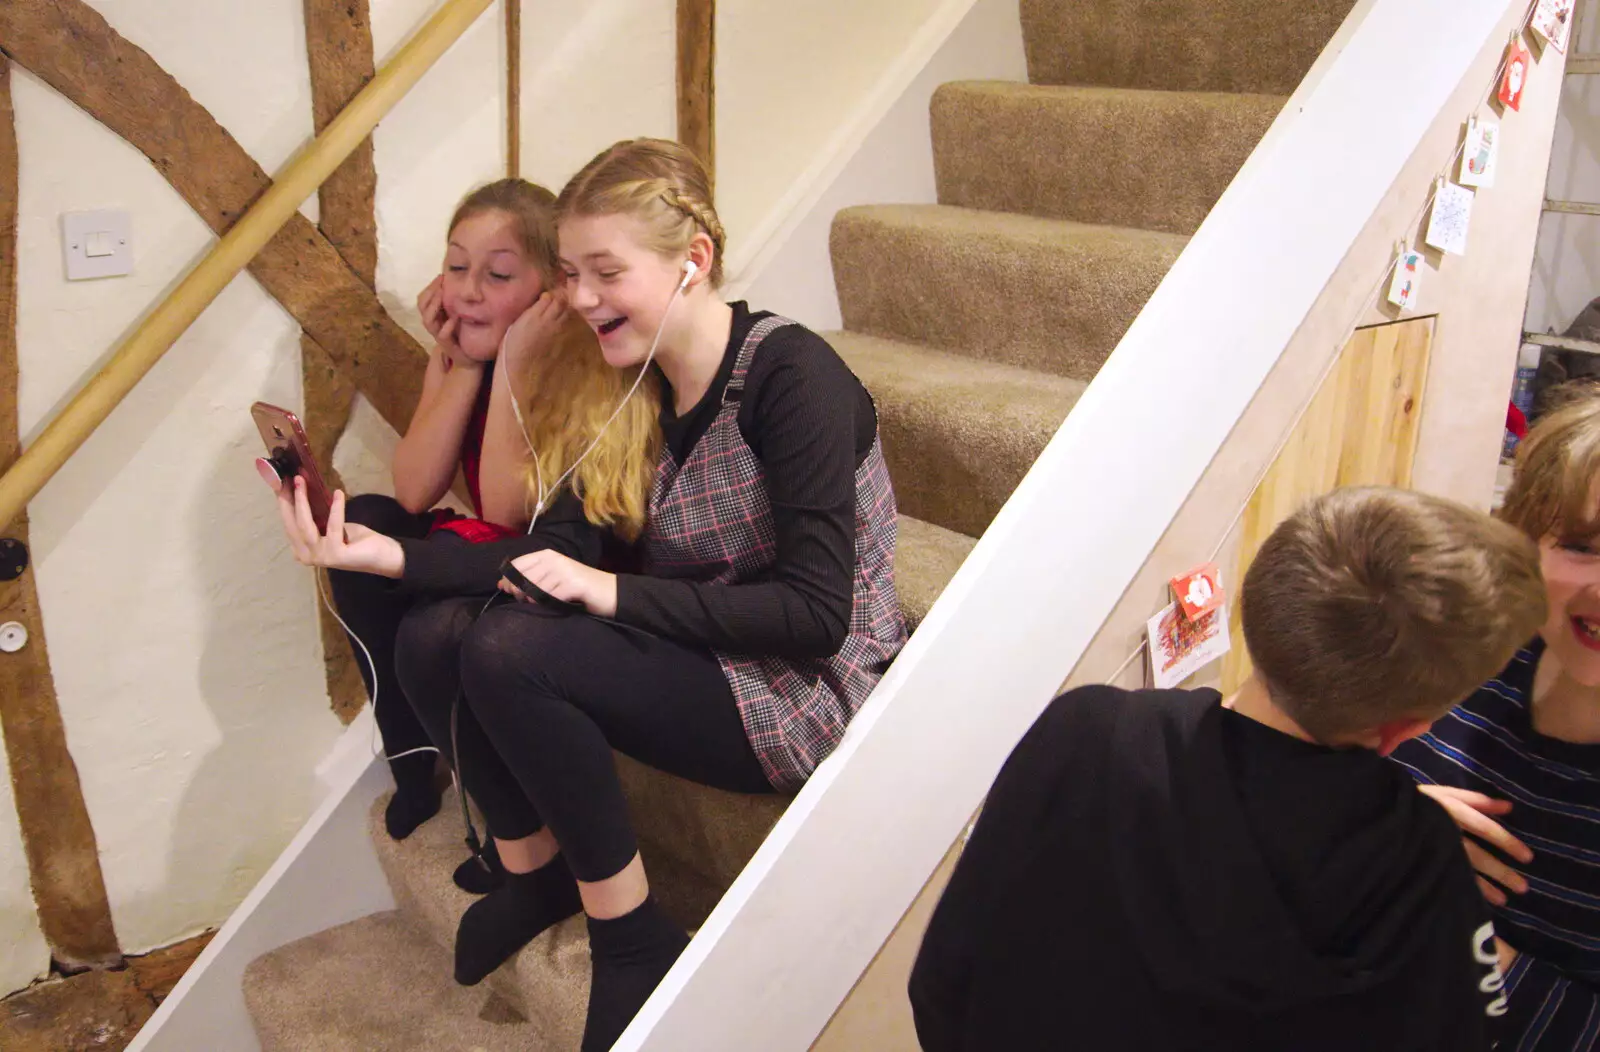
left=1393, top=641, right=1600, bottom=1051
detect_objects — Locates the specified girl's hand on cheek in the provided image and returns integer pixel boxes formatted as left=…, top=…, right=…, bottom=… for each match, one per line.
left=417, top=275, right=448, bottom=340
left=501, top=291, right=569, bottom=377
left=437, top=316, right=484, bottom=374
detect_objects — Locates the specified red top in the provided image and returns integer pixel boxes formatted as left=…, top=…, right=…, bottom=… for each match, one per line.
left=428, top=367, right=519, bottom=544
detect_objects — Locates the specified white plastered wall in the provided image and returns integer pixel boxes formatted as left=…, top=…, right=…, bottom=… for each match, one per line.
left=717, top=0, right=950, bottom=272
left=517, top=0, right=962, bottom=281
left=14, top=0, right=337, bottom=960
left=514, top=2, right=676, bottom=196
left=3, top=0, right=503, bottom=973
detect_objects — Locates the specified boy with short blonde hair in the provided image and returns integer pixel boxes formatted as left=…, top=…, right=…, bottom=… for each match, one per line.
left=1393, top=388, right=1600, bottom=1050
left=910, top=486, right=1545, bottom=1052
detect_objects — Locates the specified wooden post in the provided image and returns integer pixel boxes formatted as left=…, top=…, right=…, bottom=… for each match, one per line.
left=677, top=0, right=715, bottom=187
left=507, top=0, right=521, bottom=178
left=303, top=0, right=379, bottom=725
left=0, top=55, right=122, bottom=973
left=0, top=0, right=493, bottom=533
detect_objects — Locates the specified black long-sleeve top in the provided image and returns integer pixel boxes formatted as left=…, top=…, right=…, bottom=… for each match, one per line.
left=614, top=303, right=877, bottom=660
left=910, top=686, right=1503, bottom=1052
left=393, top=489, right=601, bottom=595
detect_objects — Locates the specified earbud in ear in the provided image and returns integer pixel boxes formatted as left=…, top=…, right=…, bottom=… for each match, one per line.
left=679, top=259, right=699, bottom=290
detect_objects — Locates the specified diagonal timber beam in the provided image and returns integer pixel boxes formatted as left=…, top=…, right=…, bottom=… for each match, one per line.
left=0, top=0, right=492, bottom=532
left=0, top=0, right=427, bottom=435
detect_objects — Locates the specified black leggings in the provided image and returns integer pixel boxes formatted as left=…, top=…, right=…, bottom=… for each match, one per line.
left=395, top=599, right=773, bottom=882
left=326, top=494, right=440, bottom=784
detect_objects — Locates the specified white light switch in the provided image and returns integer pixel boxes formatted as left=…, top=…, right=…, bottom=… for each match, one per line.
left=63, top=209, right=133, bottom=280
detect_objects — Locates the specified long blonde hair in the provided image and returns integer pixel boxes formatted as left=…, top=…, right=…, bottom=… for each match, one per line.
left=517, top=316, right=659, bottom=542
left=555, top=138, right=727, bottom=285
left=448, top=179, right=660, bottom=539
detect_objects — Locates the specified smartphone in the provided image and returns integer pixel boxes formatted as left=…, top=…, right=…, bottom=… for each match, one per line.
left=499, top=558, right=585, bottom=613
left=251, top=402, right=334, bottom=533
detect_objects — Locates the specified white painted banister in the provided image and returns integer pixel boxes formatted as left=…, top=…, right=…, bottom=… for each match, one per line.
left=624, top=0, right=1524, bottom=1048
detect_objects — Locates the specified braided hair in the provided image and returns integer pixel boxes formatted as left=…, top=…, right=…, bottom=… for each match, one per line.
left=556, top=138, right=727, bottom=286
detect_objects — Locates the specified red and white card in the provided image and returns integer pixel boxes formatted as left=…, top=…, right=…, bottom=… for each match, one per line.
left=1147, top=602, right=1230, bottom=690
left=1500, top=36, right=1532, bottom=110
left=1170, top=563, right=1224, bottom=620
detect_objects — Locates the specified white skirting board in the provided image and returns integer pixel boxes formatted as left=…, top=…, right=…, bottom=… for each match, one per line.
left=126, top=706, right=395, bottom=1052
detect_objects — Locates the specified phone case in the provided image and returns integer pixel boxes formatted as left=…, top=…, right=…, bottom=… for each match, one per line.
left=251, top=401, right=334, bottom=532
left=499, top=559, right=584, bottom=613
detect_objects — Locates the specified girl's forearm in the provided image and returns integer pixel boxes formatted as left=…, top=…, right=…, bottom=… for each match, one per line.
left=392, top=362, right=481, bottom=512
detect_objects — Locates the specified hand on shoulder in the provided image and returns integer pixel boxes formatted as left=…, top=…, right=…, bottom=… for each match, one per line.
left=1418, top=784, right=1534, bottom=906
left=500, top=290, right=569, bottom=379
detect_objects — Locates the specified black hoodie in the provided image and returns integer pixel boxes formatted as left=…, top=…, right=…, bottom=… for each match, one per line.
left=909, top=685, right=1504, bottom=1052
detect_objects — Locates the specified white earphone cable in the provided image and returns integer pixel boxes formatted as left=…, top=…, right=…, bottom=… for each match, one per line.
left=315, top=259, right=697, bottom=767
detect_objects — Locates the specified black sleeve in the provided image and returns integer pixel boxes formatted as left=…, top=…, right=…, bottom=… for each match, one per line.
left=393, top=491, right=603, bottom=596
left=1417, top=804, right=1502, bottom=1052
left=613, top=327, right=867, bottom=659
left=910, top=687, right=1117, bottom=1052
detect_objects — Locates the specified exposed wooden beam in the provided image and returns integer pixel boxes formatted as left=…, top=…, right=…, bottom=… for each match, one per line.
left=1523, top=331, right=1600, bottom=356
left=0, top=0, right=493, bottom=531
left=303, top=0, right=378, bottom=725
left=0, top=0, right=427, bottom=435
left=304, top=0, right=379, bottom=288
left=301, top=334, right=366, bottom=724
left=1544, top=197, right=1600, bottom=216
left=0, top=54, right=122, bottom=973
left=507, top=0, right=520, bottom=177
left=676, top=0, right=714, bottom=187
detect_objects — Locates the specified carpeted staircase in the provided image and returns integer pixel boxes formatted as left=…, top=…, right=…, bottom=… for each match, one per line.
left=240, top=0, right=1354, bottom=1046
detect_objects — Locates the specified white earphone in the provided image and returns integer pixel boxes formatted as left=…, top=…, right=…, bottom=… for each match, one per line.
left=680, top=258, right=698, bottom=290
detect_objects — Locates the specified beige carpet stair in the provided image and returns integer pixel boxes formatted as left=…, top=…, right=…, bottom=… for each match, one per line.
left=1020, top=0, right=1358, bottom=94
left=835, top=332, right=1085, bottom=537
left=832, top=204, right=1186, bottom=380
left=932, top=81, right=1284, bottom=236
left=897, top=516, right=977, bottom=625
left=370, top=792, right=590, bottom=1046
left=240, top=522, right=969, bottom=1050
left=243, top=911, right=540, bottom=1052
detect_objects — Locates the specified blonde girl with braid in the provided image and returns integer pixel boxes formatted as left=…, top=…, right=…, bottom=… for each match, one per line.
left=411, top=139, right=905, bottom=1049
left=265, top=178, right=660, bottom=880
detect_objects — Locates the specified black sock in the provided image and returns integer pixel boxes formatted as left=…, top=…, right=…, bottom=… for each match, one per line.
left=454, top=854, right=582, bottom=986
left=384, top=755, right=441, bottom=841
left=581, top=898, right=690, bottom=1052
left=453, top=837, right=506, bottom=895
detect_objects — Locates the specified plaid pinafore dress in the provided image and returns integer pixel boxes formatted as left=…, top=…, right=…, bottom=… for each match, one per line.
left=643, top=315, right=907, bottom=790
